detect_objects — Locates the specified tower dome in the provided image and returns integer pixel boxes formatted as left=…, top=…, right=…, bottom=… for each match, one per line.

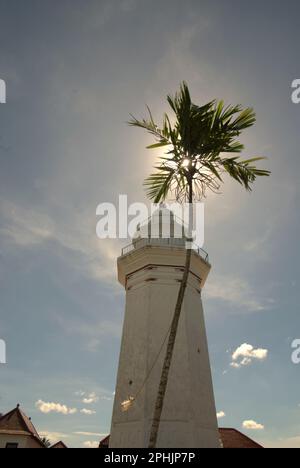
left=133, top=206, right=186, bottom=247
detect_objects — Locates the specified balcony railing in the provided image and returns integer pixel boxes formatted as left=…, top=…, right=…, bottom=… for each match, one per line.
left=121, top=237, right=209, bottom=264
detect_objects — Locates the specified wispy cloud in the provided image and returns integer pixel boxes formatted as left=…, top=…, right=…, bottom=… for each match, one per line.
left=56, top=316, right=122, bottom=351
left=80, top=408, right=96, bottom=415
left=153, top=20, right=213, bottom=91
left=0, top=201, right=55, bottom=247
left=244, top=226, right=273, bottom=253
left=39, top=431, right=69, bottom=444
left=217, top=411, right=226, bottom=419
left=262, top=435, right=300, bottom=449
left=75, top=388, right=114, bottom=402
left=0, top=200, right=121, bottom=285
left=205, top=275, right=271, bottom=312
left=81, top=0, right=138, bottom=30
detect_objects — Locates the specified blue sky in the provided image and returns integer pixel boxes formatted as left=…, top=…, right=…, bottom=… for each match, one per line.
left=0, top=0, right=299, bottom=448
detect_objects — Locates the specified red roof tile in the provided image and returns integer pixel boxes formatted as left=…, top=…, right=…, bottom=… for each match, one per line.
left=219, top=428, right=263, bottom=449
left=51, top=441, right=68, bottom=449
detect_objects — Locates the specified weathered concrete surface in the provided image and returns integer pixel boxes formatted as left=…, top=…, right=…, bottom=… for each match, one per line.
left=110, top=244, right=220, bottom=448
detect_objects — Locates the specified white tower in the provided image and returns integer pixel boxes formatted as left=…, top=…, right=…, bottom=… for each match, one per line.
left=110, top=208, right=220, bottom=448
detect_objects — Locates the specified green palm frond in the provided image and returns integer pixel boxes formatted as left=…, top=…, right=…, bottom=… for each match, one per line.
left=144, top=171, right=174, bottom=203
left=221, top=156, right=271, bottom=191
left=130, top=82, right=271, bottom=202
left=128, top=108, right=170, bottom=148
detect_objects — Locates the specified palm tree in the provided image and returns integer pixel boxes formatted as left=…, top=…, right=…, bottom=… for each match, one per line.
left=129, top=82, right=270, bottom=448
left=40, top=437, right=51, bottom=448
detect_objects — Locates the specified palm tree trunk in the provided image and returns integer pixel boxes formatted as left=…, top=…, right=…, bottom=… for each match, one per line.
left=148, top=182, right=193, bottom=448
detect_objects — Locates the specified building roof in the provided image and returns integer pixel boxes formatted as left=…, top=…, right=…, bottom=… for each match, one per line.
left=219, top=428, right=263, bottom=449
left=99, top=429, right=264, bottom=449
left=51, top=441, right=68, bottom=449
left=0, top=405, right=45, bottom=447
left=99, top=435, right=110, bottom=448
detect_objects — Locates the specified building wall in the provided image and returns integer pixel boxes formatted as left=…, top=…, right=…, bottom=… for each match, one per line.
left=110, top=247, right=220, bottom=448
left=0, top=434, right=43, bottom=449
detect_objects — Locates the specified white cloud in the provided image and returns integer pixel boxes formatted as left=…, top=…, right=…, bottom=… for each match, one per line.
left=82, top=392, right=99, bottom=404
left=243, top=420, right=265, bottom=430
left=217, top=411, right=226, bottom=419
left=74, top=432, right=105, bottom=437
left=230, top=362, right=242, bottom=369
left=205, top=276, right=269, bottom=313
left=231, top=343, right=268, bottom=368
left=80, top=408, right=96, bottom=415
left=35, top=400, right=77, bottom=415
left=40, top=431, right=69, bottom=444
left=83, top=440, right=99, bottom=449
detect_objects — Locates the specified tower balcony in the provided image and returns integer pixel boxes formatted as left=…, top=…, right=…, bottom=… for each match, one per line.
left=121, top=237, right=209, bottom=264
left=118, top=237, right=211, bottom=290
